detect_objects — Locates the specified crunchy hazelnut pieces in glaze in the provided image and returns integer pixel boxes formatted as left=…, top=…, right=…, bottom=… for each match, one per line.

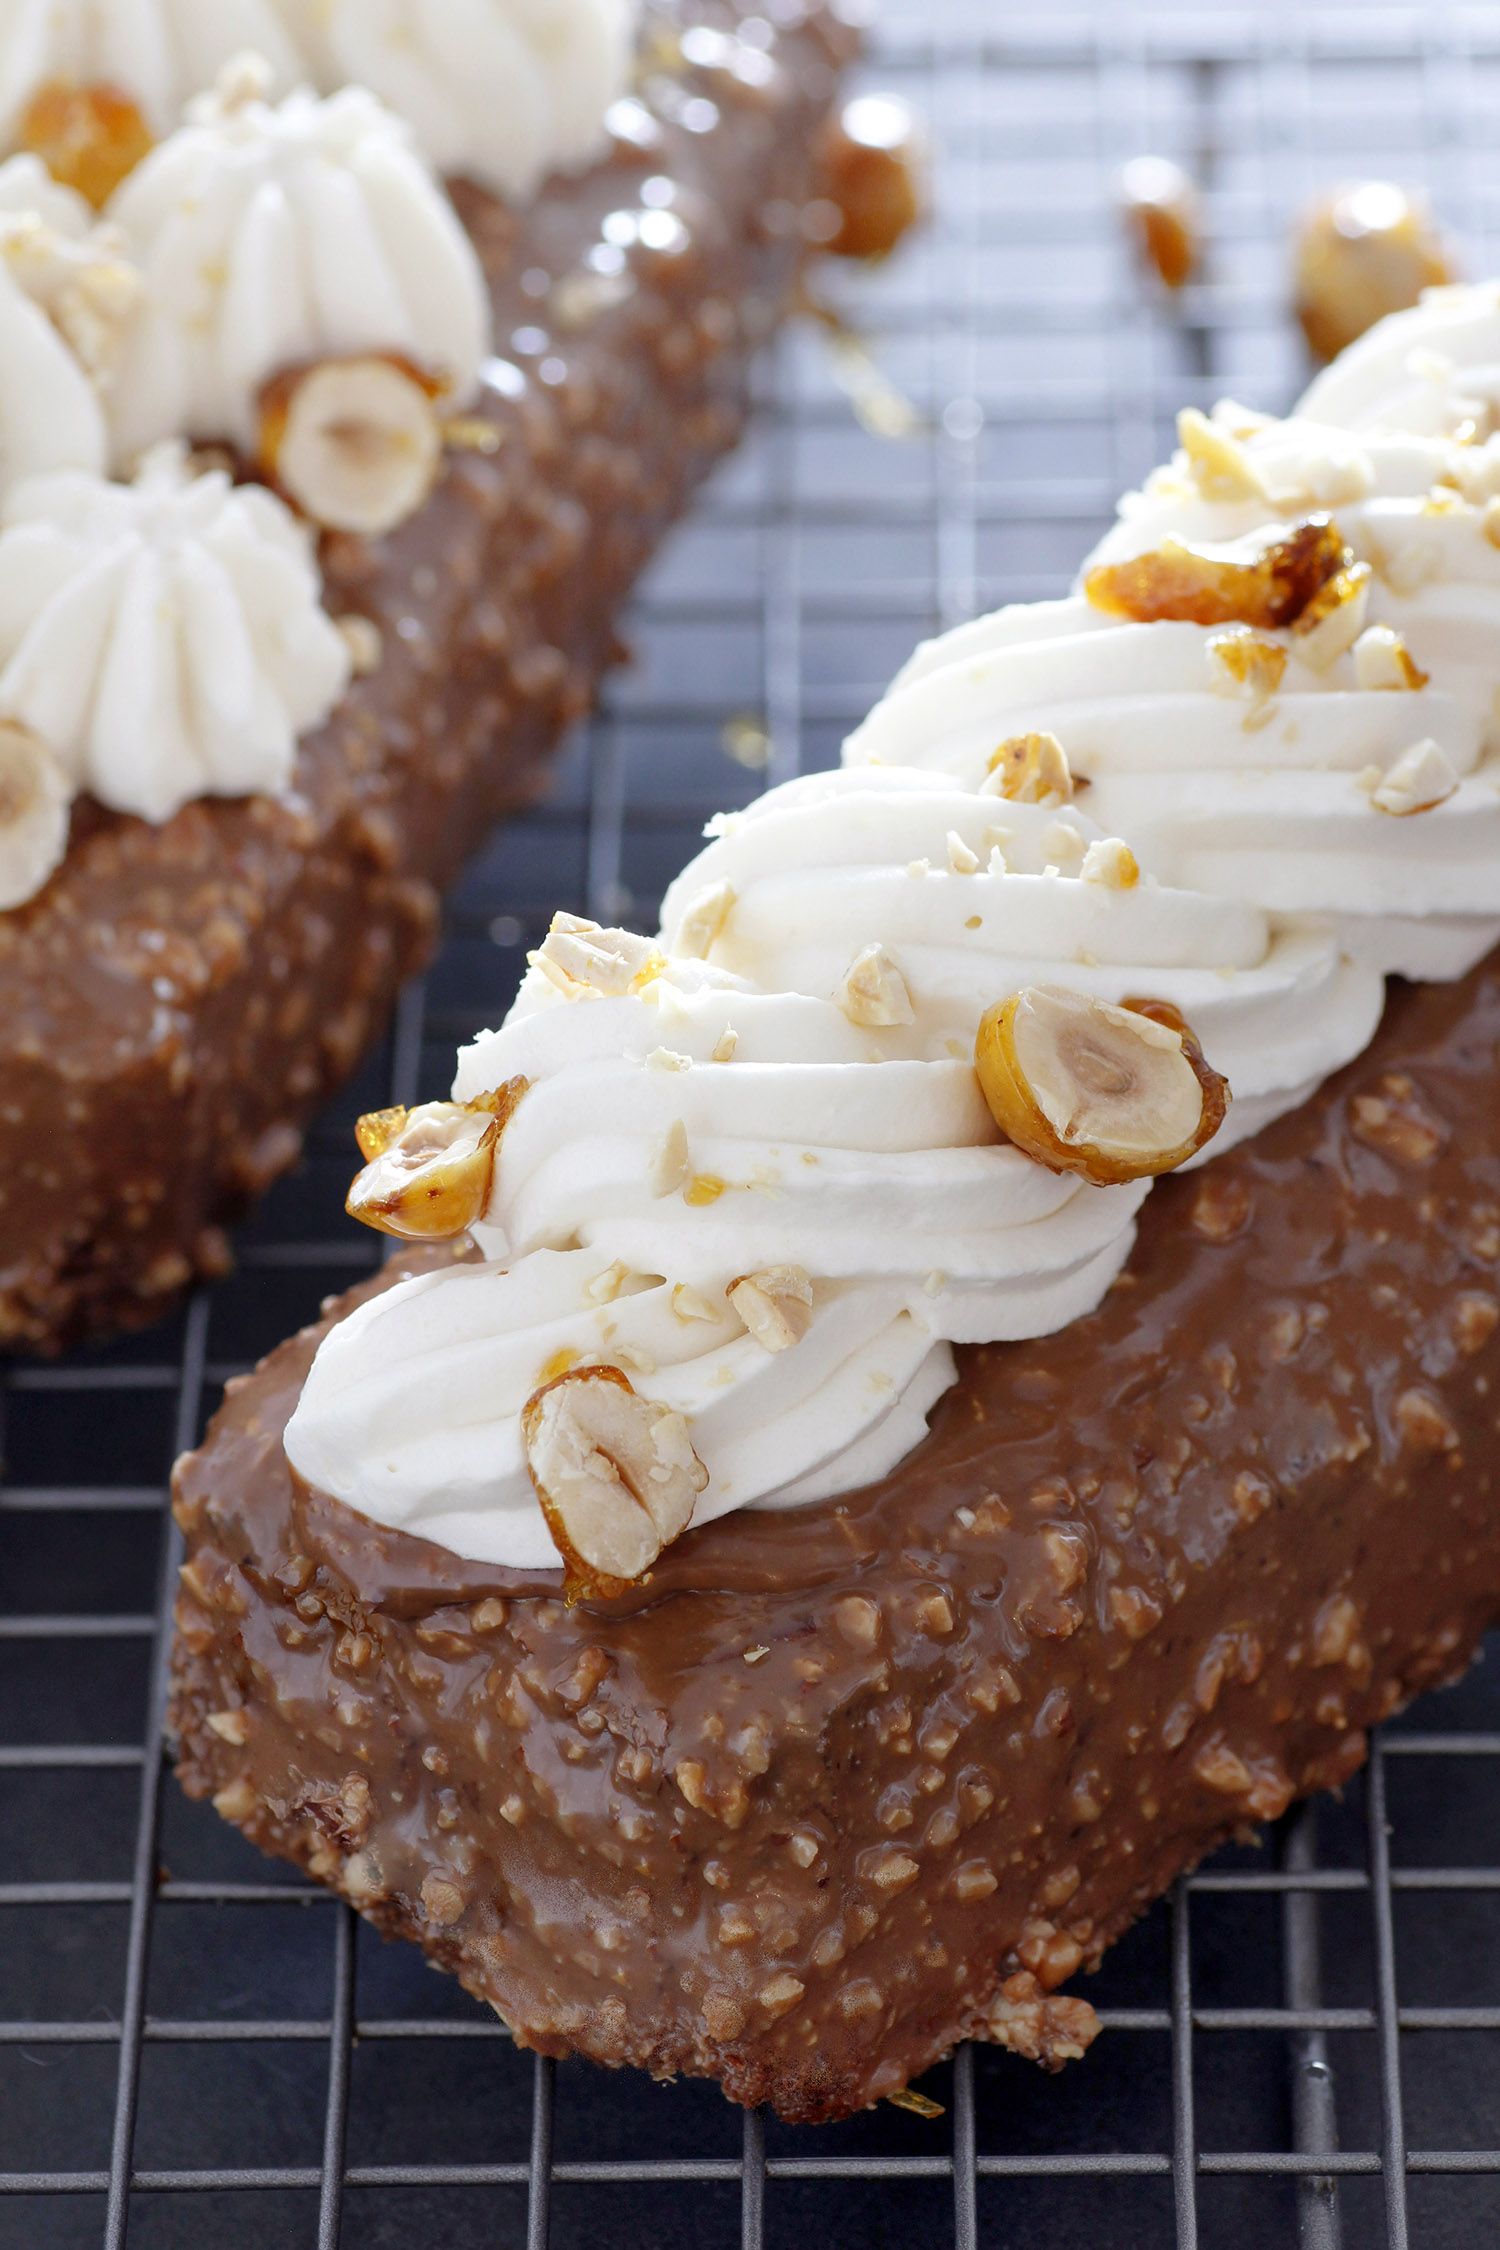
left=20, top=80, right=154, bottom=207
left=836, top=941, right=915, bottom=1027
left=983, top=730, right=1074, bottom=805
left=1353, top=624, right=1429, bottom=693
left=728, top=1264, right=814, bottom=1352
left=259, top=355, right=447, bottom=538
left=347, top=1079, right=527, bottom=1241
left=1294, top=181, right=1456, bottom=364
left=1369, top=739, right=1458, bottom=817
left=1117, top=155, right=1199, bottom=292
left=1085, top=514, right=1350, bottom=630
left=1206, top=626, right=1288, bottom=708
left=975, top=987, right=1229, bottom=1185
left=522, top=1364, right=708, bottom=1600
left=0, top=719, right=70, bottom=910
left=819, top=94, right=924, bottom=263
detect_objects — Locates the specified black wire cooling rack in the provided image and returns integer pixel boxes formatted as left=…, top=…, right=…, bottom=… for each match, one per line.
left=7, top=5, right=1500, bottom=2246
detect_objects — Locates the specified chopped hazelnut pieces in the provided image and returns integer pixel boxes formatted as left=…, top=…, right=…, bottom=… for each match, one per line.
left=836, top=942, right=915, bottom=1028
left=674, top=879, right=735, bottom=961
left=1085, top=514, right=1350, bottom=631
left=522, top=1364, right=708, bottom=1600
left=530, top=913, right=664, bottom=998
left=1291, top=560, right=1372, bottom=671
left=1369, top=738, right=1459, bottom=817
left=1353, top=624, right=1429, bottom=693
left=1176, top=406, right=1267, bottom=504
left=819, top=94, right=925, bottom=263
left=20, top=80, right=154, bottom=208
left=1117, top=156, right=1199, bottom=292
left=984, top=731, right=1073, bottom=805
left=258, top=355, right=447, bottom=538
left=728, top=1265, right=814, bottom=1353
left=1294, top=181, right=1456, bottom=364
left=1080, top=838, right=1140, bottom=890
left=347, top=1079, right=526, bottom=1240
left=1205, top=627, right=1287, bottom=708
left=0, top=719, right=70, bottom=911
left=974, top=987, right=1229, bottom=1185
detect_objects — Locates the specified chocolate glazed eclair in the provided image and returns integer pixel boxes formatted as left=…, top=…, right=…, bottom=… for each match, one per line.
left=171, top=953, right=1500, bottom=2121
left=0, top=0, right=857, bottom=1355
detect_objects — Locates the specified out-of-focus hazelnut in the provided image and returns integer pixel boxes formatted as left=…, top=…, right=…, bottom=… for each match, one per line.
left=1294, top=181, right=1456, bottom=364
left=818, top=94, right=925, bottom=262
left=259, top=355, right=446, bottom=537
left=1117, top=155, right=1200, bottom=292
left=20, top=80, right=154, bottom=208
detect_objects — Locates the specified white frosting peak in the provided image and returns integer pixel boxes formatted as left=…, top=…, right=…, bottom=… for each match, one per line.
left=294, top=0, right=640, bottom=202
left=0, top=154, right=142, bottom=491
left=0, top=0, right=306, bottom=141
left=285, top=766, right=1381, bottom=1571
left=1300, top=281, right=1500, bottom=436
left=0, top=443, right=350, bottom=823
left=105, top=76, right=491, bottom=460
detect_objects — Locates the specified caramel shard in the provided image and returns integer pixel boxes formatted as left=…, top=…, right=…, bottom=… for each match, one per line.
left=1205, top=626, right=1289, bottom=707
left=347, top=1080, right=527, bottom=1240
left=728, top=1265, right=814, bottom=1352
left=974, top=987, right=1229, bottom=1186
left=522, top=1364, right=708, bottom=1600
left=20, top=80, right=154, bottom=208
left=1084, top=515, right=1351, bottom=630
left=984, top=731, right=1073, bottom=805
left=259, top=355, right=446, bottom=538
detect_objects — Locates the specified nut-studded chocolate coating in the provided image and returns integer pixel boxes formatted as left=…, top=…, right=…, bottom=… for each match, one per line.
left=172, top=952, right=1500, bottom=2121
left=0, top=0, right=858, bottom=1353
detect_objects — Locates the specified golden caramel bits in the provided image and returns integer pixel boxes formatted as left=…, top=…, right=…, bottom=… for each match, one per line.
left=522, top=1364, right=708, bottom=1601
left=347, top=1077, right=528, bottom=1241
left=1084, top=514, right=1351, bottom=632
left=20, top=80, right=154, bottom=208
left=1291, top=560, right=1372, bottom=670
left=986, top=731, right=1074, bottom=805
left=975, top=987, right=1229, bottom=1186
left=819, top=94, right=925, bottom=263
left=1117, top=156, right=1200, bottom=292
left=259, top=354, right=447, bottom=538
left=1294, top=181, right=1456, bottom=364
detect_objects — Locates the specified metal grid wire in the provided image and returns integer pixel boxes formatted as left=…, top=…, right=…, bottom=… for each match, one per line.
left=6, top=6, right=1500, bottom=2245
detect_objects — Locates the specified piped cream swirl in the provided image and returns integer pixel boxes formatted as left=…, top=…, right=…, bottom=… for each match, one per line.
left=285, top=767, right=1380, bottom=1570
left=0, top=0, right=305, bottom=143
left=850, top=406, right=1500, bottom=979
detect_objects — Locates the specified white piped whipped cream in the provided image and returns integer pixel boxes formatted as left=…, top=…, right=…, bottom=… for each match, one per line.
left=0, top=0, right=305, bottom=142
left=0, top=154, right=141, bottom=490
left=1300, top=281, right=1500, bottom=437
left=850, top=405, right=1500, bottom=980
left=0, top=443, right=350, bottom=824
left=285, top=766, right=1382, bottom=1570
left=289, top=0, right=640, bottom=202
left=105, top=74, right=491, bottom=461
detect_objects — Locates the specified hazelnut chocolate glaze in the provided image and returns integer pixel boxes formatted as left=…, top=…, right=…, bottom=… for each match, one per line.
left=0, top=0, right=860, bottom=1351
left=173, top=950, right=1500, bottom=2118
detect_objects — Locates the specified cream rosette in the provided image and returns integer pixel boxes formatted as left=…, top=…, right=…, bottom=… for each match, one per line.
left=285, top=767, right=1380, bottom=1570
left=849, top=406, right=1500, bottom=980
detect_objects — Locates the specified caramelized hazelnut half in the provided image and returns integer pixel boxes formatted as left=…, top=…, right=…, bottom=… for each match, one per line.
left=0, top=719, right=70, bottom=910
left=259, top=355, right=446, bottom=537
left=974, top=987, right=1229, bottom=1185
left=347, top=1078, right=528, bottom=1240
left=819, top=95, right=925, bottom=263
left=523, top=1364, right=708, bottom=1600
left=728, top=1265, right=814, bottom=1353
left=1117, top=156, right=1199, bottom=292
left=20, top=80, right=154, bottom=208
left=1085, top=516, right=1351, bottom=631
left=1294, top=181, right=1456, bottom=364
